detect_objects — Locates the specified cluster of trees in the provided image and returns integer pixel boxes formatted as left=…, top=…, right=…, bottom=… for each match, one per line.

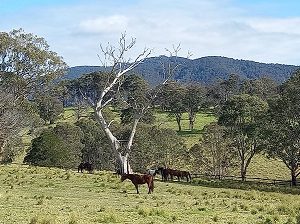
left=2, top=29, right=300, bottom=186
left=0, top=29, right=66, bottom=162
left=189, top=72, right=300, bottom=185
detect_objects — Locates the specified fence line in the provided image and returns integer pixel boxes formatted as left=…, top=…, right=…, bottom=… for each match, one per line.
left=191, top=173, right=293, bottom=187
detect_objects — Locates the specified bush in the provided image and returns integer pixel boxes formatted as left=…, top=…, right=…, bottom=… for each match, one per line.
left=24, top=123, right=83, bottom=169
left=75, top=118, right=114, bottom=170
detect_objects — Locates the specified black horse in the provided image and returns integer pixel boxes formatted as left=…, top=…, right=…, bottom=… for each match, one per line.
left=156, top=167, right=192, bottom=182
left=78, top=162, right=93, bottom=173
left=156, top=167, right=169, bottom=181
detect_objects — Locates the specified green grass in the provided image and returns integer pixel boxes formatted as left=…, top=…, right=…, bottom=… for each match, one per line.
left=0, top=164, right=300, bottom=224
left=247, top=155, right=290, bottom=180
left=154, top=111, right=216, bottom=147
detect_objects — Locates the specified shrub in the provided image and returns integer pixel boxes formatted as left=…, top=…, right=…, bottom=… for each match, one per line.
left=24, top=123, right=83, bottom=169
left=75, top=118, right=114, bottom=170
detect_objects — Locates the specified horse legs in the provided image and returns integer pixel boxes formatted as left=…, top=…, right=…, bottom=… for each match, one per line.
left=147, top=182, right=151, bottom=194
left=147, top=181, right=154, bottom=194
left=135, top=184, right=139, bottom=194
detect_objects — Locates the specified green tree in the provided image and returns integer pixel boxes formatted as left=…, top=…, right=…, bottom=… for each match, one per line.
left=264, top=70, right=300, bottom=186
left=158, top=81, right=186, bottom=131
left=0, top=29, right=67, bottom=99
left=117, top=124, right=187, bottom=172
left=119, top=74, right=154, bottom=125
left=0, top=81, right=41, bottom=162
left=207, top=74, right=241, bottom=113
left=240, top=77, right=278, bottom=101
left=189, top=123, right=237, bottom=176
left=76, top=118, right=114, bottom=170
left=36, top=94, right=64, bottom=124
left=183, top=83, right=207, bottom=130
left=0, top=29, right=66, bottom=162
left=218, top=94, right=268, bottom=181
left=24, top=123, right=83, bottom=169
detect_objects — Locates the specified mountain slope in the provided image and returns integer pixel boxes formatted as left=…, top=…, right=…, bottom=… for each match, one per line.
left=65, top=56, right=299, bottom=84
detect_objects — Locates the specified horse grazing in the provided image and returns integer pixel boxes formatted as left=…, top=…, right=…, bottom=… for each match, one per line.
left=180, top=170, right=192, bottom=182
left=156, top=167, right=192, bottom=182
left=78, top=162, right=93, bottom=173
left=156, top=167, right=168, bottom=181
left=121, top=174, right=154, bottom=194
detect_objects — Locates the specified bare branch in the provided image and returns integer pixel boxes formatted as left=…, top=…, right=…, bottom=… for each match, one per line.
left=79, top=88, right=95, bottom=107
left=107, top=120, right=115, bottom=128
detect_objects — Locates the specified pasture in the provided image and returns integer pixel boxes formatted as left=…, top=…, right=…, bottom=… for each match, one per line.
left=0, top=164, right=299, bottom=224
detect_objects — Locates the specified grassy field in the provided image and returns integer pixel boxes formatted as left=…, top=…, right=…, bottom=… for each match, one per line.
left=0, top=164, right=300, bottom=224
left=155, top=111, right=216, bottom=148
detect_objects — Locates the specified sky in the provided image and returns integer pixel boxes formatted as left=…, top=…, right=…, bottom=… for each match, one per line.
left=1, top=0, right=300, bottom=66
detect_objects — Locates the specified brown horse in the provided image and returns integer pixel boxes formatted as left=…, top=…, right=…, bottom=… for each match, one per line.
left=180, top=170, right=192, bottom=182
left=156, top=167, right=192, bottom=182
left=121, top=174, right=154, bottom=194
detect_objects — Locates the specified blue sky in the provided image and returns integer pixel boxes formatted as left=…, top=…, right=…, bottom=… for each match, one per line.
left=1, top=0, right=300, bottom=66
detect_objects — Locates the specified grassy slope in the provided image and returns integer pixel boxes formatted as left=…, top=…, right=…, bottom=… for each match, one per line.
left=0, top=164, right=299, bottom=224
left=155, top=111, right=216, bottom=148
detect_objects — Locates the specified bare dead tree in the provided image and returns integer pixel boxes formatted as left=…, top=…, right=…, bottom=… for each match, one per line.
left=80, top=33, right=151, bottom=174
left=81, top=35, right=192, bottom=174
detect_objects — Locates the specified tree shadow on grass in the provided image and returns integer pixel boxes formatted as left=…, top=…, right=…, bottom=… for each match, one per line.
left=159, top=177, right=300, bottom=195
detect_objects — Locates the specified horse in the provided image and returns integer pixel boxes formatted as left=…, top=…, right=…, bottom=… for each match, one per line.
left=180, top=170, right=192, bottom=182
left=121, top=174, right=154, bottom=194
left=166, top=168, right=182, bottom=181
left=78, top=162, right=93, bottom=173
left=156, top=167, right=192, bottom=182
left=156, top=167, right=168, bottom=181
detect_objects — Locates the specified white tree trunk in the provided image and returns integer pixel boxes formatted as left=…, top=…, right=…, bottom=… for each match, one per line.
left=118, top=153, right=132, bottom=174
left=95, top=109, right=134, bottom=174
left=81, top=34, right=151, bottom=174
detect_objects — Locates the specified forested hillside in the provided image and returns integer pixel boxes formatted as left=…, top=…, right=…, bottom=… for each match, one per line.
left=66, top=56, right=299, bottom=85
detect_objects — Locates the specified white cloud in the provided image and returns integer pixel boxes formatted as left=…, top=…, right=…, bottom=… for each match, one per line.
left=247, top=17, right=300, bottom=35
left=79, top=15, right=129, bottom=34
left=2, top=0, right=300, bottom=66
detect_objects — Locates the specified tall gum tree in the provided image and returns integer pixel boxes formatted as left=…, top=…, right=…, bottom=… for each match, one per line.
left=218, top=94, right=268, bottom=181
left=0, top=29, right=67, bottom=161
left=264, top=70, right=300, bottom=186
left=80, top=37, right=189, bottom=174
left=80, top=34, right=152, bottom=174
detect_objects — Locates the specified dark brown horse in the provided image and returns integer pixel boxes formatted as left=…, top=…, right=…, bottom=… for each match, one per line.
left=180, top=170, right=192, bottom=182
left=156, top=167, right=192, bottom=182
left=156, top=167, right=168, bottom=181
left=78, top=162, right=93, bottom=173
left=121, top=174, right=154, bottom=194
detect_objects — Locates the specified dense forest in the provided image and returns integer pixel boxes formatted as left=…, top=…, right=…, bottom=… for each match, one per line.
left=66, top=56, right=299, bottom=85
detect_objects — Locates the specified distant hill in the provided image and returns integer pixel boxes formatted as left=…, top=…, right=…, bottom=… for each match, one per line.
left=65, top=56, right=299, bottom=85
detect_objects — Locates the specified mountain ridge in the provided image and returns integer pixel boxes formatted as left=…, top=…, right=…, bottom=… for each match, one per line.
left=65, top=56, right=299, bottom=85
